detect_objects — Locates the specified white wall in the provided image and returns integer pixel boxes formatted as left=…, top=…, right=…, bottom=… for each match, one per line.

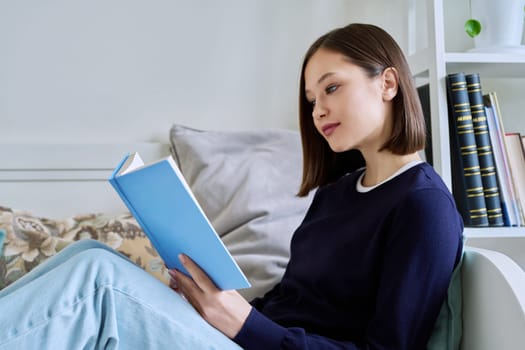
left=2, top=1, right=523, bottom=144
left=0, top=0, right=410, bottom=144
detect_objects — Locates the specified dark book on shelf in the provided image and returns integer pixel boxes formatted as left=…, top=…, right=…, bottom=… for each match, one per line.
left=465, top=73, right=504, bottom=226
left=446, top=72, right=489, bottom=227
left=417, top=84, right=433, bottom=166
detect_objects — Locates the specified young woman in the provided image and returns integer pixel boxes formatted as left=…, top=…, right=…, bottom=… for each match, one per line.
left=0, top=23, right=463, bottom=349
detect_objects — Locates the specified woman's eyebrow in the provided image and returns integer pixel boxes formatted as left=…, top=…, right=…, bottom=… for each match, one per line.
left=305, top=72, right=336, bottom=95
left=316, top=72, right=335, bottom=85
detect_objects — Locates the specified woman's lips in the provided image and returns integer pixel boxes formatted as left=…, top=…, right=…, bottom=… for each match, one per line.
left=322, top=123, right=340, bottom=136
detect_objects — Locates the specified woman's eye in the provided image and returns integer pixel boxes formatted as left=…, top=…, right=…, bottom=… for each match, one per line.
left=309, top=99, right=316, bottom=106
left=325, top=85, right=338, bottom=94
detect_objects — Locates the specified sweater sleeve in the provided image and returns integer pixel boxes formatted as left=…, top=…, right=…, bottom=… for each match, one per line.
left=233, top=308, right=362, bottom=349
left=234, top=188, right=463, bottom=350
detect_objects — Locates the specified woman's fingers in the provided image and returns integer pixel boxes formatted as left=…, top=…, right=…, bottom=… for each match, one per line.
left=168, top=271, right=180, bottom=292
left=169, top=268, right=206, bottom=314
left=178, top=254, right=217, bottom=293
left=169, top=269, right=198, bottom=292
left=168, top=259, right=252, bottom=339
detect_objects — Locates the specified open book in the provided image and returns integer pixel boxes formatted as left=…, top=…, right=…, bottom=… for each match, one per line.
left=109, top=152, right=251, bottom=290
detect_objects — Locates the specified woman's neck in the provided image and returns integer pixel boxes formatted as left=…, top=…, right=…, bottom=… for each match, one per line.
left=360, top=152, right=422, bottom=187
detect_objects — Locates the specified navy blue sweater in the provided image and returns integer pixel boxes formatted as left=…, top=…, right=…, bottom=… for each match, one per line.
left=233, top=162, right=463, bottom=349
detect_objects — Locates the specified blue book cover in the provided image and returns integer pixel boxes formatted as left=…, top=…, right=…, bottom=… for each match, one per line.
left=109, top=152, right=251, bottom=290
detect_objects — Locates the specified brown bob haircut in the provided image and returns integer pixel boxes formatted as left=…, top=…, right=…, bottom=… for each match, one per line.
left=297, top=23, right=426, bottom=197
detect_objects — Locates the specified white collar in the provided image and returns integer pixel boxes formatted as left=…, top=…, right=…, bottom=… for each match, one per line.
left=356, top=160, right=423, bottom=193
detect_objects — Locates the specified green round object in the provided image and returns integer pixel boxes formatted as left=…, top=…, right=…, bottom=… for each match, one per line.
left=465, top=19, right=482, bottom=38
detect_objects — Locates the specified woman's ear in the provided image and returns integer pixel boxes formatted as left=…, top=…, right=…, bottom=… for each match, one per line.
left=381, top=67, right=399, bottom=101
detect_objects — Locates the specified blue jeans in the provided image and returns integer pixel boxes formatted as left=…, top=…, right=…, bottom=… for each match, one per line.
left=0, top=239, right=242, bottom=349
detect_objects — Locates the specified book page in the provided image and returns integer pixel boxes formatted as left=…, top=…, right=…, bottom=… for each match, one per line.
left=118, top=152, right=145, bottom=176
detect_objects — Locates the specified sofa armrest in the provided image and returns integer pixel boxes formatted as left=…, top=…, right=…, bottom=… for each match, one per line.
left=461, top=247, right=525, bottom=350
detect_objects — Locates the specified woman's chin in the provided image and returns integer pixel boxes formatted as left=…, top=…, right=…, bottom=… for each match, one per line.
left=324, top=135, right=354, bottom=153
left=329, top=143, right=352, bottom=153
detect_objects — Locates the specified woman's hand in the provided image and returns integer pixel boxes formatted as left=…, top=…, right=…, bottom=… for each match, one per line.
left=168, top=254, right=252, bottom=339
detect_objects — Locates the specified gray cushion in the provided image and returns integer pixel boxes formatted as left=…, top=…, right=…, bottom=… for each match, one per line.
left=169, top=124, right=314, bottom=301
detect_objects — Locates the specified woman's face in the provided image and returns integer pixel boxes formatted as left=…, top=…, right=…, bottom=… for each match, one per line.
left=304, top=48, right=394, bottom=154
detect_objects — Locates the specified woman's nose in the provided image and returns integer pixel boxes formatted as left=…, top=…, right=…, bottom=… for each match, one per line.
left=312, top=102, right=327, bottom=119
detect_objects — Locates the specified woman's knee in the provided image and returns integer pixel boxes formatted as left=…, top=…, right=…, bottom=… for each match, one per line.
left=66, top=246, right=134, bottom=286
left=62, top=239, right=113, bottom=254
left=59, top=240, right=131, bottom=268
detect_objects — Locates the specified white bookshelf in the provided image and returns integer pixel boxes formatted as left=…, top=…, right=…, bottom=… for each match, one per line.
left=407, top=0, right=525, bottom=239
left=464, top=227, right=525, bottom=238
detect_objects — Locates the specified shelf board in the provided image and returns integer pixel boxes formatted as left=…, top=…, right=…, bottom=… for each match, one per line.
left=464, top=226, right=525, bottom=238
left=445, top=52, right=525, bottom=77
left=408, top=50, right=525, bottom=78
left=445, top=52, right=525, bottom=63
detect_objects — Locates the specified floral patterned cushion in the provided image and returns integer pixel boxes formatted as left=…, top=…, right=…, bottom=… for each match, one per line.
left=0, top=206, right=169, bottom=290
